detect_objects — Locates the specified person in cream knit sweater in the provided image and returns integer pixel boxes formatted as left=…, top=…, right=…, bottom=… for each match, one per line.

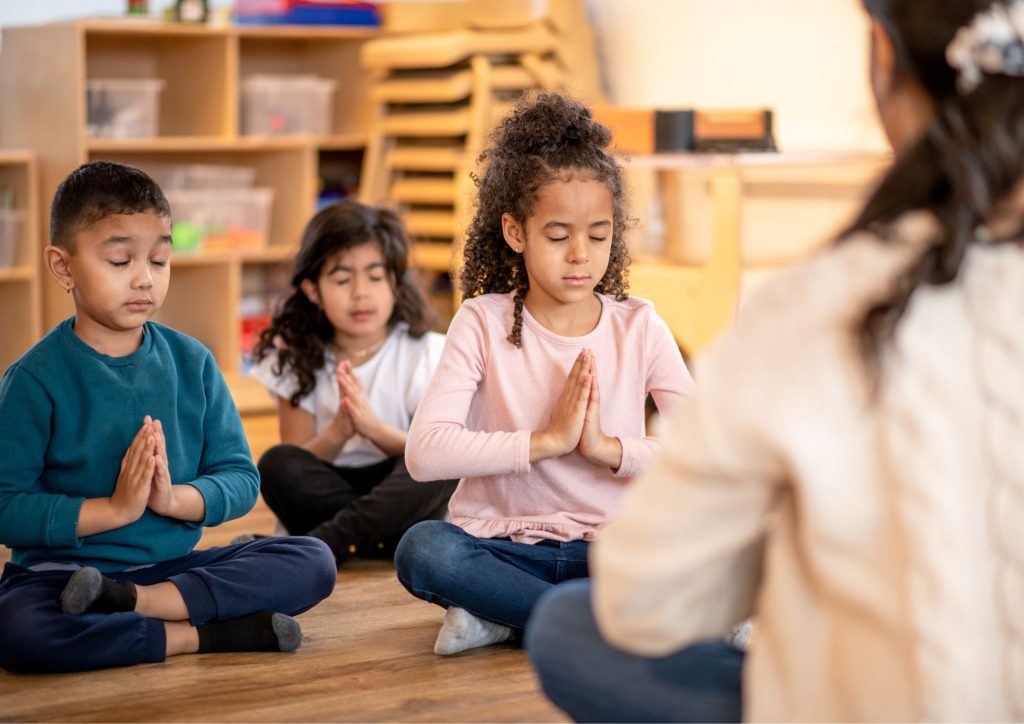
left=527, top=0, right=1024, bottom=721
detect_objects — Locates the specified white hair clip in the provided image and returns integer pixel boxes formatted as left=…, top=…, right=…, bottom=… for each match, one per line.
left=946, top=0, right=1024, bottom=93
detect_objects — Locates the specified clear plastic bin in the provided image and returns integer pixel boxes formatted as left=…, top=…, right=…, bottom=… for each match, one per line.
left=0, top=210, right=23, bottom=268
left=165, top=188, right=274, bottom=253
left=241, top=74, right=336, bottom=136
left=86, top=79, right=165, bottom=138
left=146, top=162, right=256, bottom=190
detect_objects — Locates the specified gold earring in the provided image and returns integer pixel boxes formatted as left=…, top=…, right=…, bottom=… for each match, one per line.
left=65, top=284, right=72, bottom=294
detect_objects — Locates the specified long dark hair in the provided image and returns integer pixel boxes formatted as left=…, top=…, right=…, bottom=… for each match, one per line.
left=460, top=91, right=631, bottom=348
left=848, top=0, right=1024, bottom=360
left=253, top=200, right=432, bottom=406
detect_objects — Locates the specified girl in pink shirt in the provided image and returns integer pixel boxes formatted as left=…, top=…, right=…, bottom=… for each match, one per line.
left=395, top=92, right=693, bottom=655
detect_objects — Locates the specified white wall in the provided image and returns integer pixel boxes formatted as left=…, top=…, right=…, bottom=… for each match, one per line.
left=587, top=0, right=888, bottom=151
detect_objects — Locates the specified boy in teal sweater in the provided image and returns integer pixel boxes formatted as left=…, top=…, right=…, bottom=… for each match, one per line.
left=0, top=161, right=335, bottom=673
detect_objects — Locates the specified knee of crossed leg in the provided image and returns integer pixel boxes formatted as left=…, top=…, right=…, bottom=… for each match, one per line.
left=394, top=520, right=467, bottom=591
left=301, top=537, right=338, bottom=600
left=257, top=444, right=305, bottom=495
left=0, top=589, right=68, bottom=673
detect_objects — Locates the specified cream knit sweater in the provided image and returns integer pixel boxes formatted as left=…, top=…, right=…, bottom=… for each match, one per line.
left=592, top=212, right=1024, bottom=721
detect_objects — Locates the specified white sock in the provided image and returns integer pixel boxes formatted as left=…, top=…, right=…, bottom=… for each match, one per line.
left=727, top=619, right=754, bottom=650
left=433, top=607, right=513, bottom=655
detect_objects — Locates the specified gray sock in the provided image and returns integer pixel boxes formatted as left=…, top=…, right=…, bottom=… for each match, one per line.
left=61, top=567, right=137, bottom=615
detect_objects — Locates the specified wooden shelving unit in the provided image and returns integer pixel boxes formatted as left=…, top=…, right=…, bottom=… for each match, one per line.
left=0, top=151, right=41, bottom=372
left=623, top=151, right=891, bottom=354
left=0, top=20, right=380, bottom=379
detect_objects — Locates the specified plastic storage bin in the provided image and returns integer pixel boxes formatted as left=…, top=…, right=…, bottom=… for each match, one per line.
left=166, top=188, right=274, bottom=253
left=146, top=163, right=256, bottom=190
left=86, top=79, right=165, bottom=138
left=0, top=210, right=22, bottom=268
left=241, top=74, right=336, bottom=136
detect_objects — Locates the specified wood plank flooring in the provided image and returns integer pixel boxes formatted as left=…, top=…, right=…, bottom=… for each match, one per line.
left=0, top=414, right=566, bottom=723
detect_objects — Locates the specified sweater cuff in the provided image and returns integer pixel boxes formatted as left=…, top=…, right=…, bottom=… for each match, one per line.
left=191, top=478, right=225, bottom=527
left=516, top=430, right=532, bottom=474
left=50, top=496, right=85, bottom=548
left=613, top=437, right=639, bottom=478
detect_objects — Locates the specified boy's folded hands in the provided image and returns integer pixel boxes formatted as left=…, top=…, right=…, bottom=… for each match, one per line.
left=109, top=419, right=158, bottom=526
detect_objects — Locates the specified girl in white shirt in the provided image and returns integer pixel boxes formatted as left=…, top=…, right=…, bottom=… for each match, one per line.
left=248, top=201, right=456, bottom=567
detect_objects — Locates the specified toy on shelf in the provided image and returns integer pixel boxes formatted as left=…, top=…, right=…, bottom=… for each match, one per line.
left=233, top=0, right=380, bottom=26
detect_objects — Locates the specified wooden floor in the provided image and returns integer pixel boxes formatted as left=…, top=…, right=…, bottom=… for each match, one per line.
left=0, top=413, right=566, bottom=723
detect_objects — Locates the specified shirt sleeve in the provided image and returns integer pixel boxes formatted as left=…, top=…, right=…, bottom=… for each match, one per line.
left=404, top=331, right=447, bottom=417
left=187, top=352, right=260, bottom=526
left=591, top=323, right=784, bottom=657
left=405, top=304, right=531, bottom=482
left=0, top=365, right=84, bottom=549
left=615, top=309, right=695, bottom=478
left=248, top=350, right=315, bottom=416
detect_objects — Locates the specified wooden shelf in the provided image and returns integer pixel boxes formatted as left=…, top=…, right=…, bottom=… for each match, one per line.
left=234, top=25, right=378, bottom=40
left=240, top=245, right=298, bottom=263
left=88, top=136, right=312, bottom=153
left=317, top=133, right=369, bottom=151
left=170, top=251, right=236, bottom=266
left=413, top=242, right=454, bottom=273
left=0, top=152, right=40, bottom=372
left=0, top=21, right=378, bottom=375
left=223, top=370, right=277, bottom=415
left=0, top=266, right=36, bottom=283
left=405, top=210, right=457, bottom=238
left=386, top=146, right=466, bottom=172
left=392, top=177, right=457, bottom=205
left=79, top=20, right=378, bottom=41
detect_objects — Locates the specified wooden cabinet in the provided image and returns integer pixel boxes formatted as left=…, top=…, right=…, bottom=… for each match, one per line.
left=0, top=151, right=41, bottom=372
left=624, top=151, right=891, bottom=354
left=0, top=21, right=378, bottom=386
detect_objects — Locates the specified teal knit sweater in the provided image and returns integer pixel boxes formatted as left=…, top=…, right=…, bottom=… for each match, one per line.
left=0, top=319, right=258, bottom=571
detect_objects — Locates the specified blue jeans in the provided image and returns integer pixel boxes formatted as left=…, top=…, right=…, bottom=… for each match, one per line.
left=394, top=520, right=589, bottom=630
left=527, top=580, right=744, bottom=723
left=0, top=536, right=336, bottom=673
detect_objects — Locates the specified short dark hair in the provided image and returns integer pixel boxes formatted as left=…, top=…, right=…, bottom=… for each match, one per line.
left=50, top=161, right=171, bottom=249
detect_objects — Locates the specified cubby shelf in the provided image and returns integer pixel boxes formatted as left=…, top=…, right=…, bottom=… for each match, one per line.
left=0, top=21, right=382, bottom=376
left=0, top=150, right=40, bottom=373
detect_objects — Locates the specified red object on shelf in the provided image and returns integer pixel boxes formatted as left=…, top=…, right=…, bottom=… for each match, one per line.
left=240, top=314, right=272, bottom=354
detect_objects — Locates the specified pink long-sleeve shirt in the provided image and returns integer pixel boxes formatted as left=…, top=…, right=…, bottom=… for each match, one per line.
left=406, top=292, right=693, bottom=543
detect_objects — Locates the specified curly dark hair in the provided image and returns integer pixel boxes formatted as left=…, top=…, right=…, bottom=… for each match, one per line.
left=459, top=91, right=631, bottom=347
left=252, top=200, right=433, bottom=406
left=848, top=0, right=1024, bottom=364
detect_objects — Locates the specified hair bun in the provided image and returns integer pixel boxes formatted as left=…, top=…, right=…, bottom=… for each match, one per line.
left=491, top=91, right=612, bottom=159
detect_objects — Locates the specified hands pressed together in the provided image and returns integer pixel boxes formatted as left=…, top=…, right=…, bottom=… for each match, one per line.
left=323, top=360, right=406, bottom=457
left=81, top=416, right=205, bottom=537
left=531, top=349, right=623, bottom=470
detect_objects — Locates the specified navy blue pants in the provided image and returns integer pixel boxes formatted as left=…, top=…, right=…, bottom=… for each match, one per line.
left=394, top=520, right=589, bottom=631
left=0, top=536, right=336, bottom=673
left=526, top=580, right=744, bottom=722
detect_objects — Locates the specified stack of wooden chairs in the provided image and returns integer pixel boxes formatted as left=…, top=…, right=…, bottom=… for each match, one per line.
left=358, top=0, right=605, bottom=274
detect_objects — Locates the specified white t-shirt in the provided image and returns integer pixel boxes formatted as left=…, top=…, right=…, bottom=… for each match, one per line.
left=250, top=323, right=446, bottom=468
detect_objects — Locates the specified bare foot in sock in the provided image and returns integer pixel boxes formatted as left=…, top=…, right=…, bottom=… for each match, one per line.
left=61, top=567, right=137, bottom=615
left=433, top=607, right=513, bottom=655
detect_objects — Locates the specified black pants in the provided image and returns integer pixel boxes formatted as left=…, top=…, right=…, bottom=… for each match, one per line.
left=258, top=444, right=457, bottom=565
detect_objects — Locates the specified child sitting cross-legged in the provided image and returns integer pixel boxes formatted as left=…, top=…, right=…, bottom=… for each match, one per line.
left=0, top=161, right=336, bottom=674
